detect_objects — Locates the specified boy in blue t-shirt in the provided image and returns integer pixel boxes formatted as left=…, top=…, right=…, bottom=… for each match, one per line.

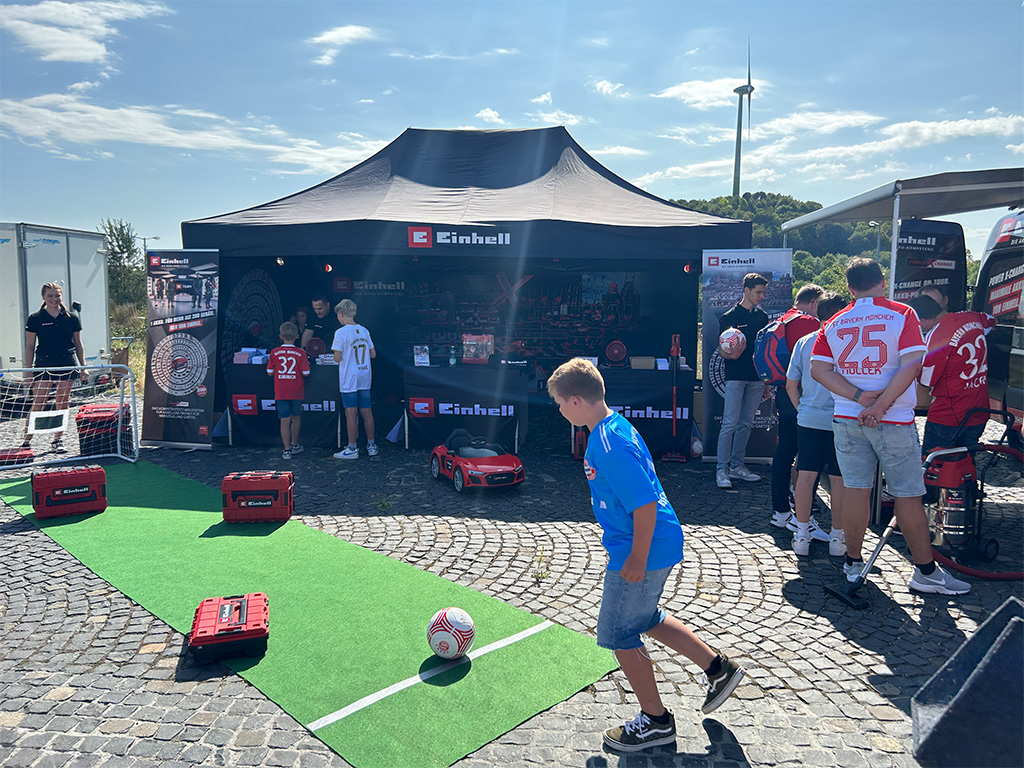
left=548, top=358, right=745, bottom=753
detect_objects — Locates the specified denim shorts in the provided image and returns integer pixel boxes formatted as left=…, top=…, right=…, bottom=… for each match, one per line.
left=276, top=399, right=302, bottom=418
left=341, top=389, right=371, bottom=408
left=831, top=419, right=925, bottom=497
left=596, top=566, right=671, bottom=651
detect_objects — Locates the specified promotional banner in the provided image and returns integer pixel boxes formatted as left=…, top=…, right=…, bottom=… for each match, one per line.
left=405, top=366, right=528, bottom=450
left=701, top=249, right=793, bottom=465
left=142, top=249, right=219, bottom=449
left=891, top=219, right=968, bottom=311
left=603, top=368, right=694, bottom=458
left=225, top=366, right=340, bottom=448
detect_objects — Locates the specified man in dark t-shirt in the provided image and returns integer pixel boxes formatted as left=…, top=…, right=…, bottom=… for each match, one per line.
left=716, top=273, right=769, bottom=489
left=300, top=294, right=340, bottom=355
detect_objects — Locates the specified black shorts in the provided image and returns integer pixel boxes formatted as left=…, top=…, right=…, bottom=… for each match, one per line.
left=34, top=360, right=77, bottom=382
left=796, top=425, right=842, bottom=477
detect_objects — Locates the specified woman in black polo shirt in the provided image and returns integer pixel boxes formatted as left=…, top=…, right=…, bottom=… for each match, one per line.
left=22, top=282, right=87, bottom=453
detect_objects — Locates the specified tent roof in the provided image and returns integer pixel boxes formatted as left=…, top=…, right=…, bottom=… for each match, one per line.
left=781, top=168, right=1024, bottom=232
left=186, top=126, right=738, bottom=230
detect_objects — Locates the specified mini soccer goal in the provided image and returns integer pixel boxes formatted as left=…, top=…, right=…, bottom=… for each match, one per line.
left=0, top=364, right=139, bottom=469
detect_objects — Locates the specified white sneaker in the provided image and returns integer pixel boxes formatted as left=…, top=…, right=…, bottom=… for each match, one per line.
left=281, top=449, right=292, bottom=460
left=909, top=564, right=971, bottom=595
left=728, top=466, right=761, bottom=482
left=829, top=532, right=847, bottom=557
left=716, top=469, right=732, bottom=489
left=367, top=443, right=379, bottom=457
left=771, top=511, right=793, bottom=528
left=792, top=533, right=811, bottom=556
left=333, top=446, right=359, bottom=459
left=289, top=444, right=304, bottom=455
left=785, top=515, right=830, bottom=542
left=843, top=561, right=866, bottom=583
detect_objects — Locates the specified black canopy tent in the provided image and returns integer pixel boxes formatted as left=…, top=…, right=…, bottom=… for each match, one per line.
left=181, top=126, right=751, bottom=414
left=182, top=126, right=750, bottom=263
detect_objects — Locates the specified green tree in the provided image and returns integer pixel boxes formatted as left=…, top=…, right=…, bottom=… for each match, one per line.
left=99, top=218, right=147, bottom=308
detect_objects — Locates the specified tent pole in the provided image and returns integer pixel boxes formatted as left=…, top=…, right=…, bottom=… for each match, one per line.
left=889, top=192, right=901, bottom=300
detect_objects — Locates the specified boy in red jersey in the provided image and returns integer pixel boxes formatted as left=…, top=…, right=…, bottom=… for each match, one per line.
left=907, top=294, right=997, bottom=455
left=810, top=259, right=969, bottom=596
left=267, top=321, right=311, bottom=459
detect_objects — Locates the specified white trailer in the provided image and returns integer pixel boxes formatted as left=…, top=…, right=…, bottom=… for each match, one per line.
left=0, top=223, right=110, bottom=371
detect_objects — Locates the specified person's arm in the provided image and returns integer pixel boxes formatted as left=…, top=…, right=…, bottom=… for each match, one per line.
left=785, top=378, right=801, bottom=410
left=300, top=328, right=313, bottom=349
left=24, top=331, right=36, bottom=380
left=856, top=350, right=924, bottom=426
left=73, top=331, right=87, bottom=379
left=369, top=347, right=376, bottom=359
left=621, top=501, right=657, bottom=583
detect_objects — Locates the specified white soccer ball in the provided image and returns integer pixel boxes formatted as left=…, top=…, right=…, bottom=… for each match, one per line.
left=427, top=607, right=476, bottom=659
left=719, top=328, right=746, bottom=357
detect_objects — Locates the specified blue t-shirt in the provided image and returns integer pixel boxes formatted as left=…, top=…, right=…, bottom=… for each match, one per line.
left=583, top=411, right=683, bottom=571
left=786, top=332, right=835, bottom=431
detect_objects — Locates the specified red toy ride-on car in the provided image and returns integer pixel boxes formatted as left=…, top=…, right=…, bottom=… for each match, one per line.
left=430, top=429, right=525, bottom=493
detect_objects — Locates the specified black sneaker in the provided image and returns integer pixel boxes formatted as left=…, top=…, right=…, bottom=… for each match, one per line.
left=603, top=711, right=675, bottom=752
left=701, top=655, right=745, bottom=714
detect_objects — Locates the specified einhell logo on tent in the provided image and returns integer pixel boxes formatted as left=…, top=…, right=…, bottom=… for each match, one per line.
left=610, top=404, right=689, bottom=421
left=261, top=399, right=336, bottom=413
left=409, top=227, right=432, bottom=248
left=437, top=230, right=511, bottom=246
left=232, top=395, right=257, bottom=415
left=707, top=256, right=720, bottom=267
left=408, top=397, right=434, bottom=417
left=149, top=255, right=160, bottom=266
left=439, top=402, right=515, bottom=417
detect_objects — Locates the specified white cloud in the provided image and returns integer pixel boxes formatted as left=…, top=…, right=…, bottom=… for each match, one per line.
left=307, top=25, right=378, bottom=66
left=1007, top=143, right=1024, bottom=155
left=651, top=78, right=765, bottom=110
left=358, top=99, right=375, bottom=104
left=594, top=80, right=628, bottom=98
left=589, top=146, right=649, bottom=157
left=531, top=92, right=552, bottom=104
left=684, top=47, right=700, bottom=56
left=585, top=38, right=610, bottom=47
left=475, top=107, right=506, bottom=125
left=68, top=80, right=101, bottom=93
left=528, top=109, right=584, bottom=126
left=749, top=111, right=884, bottom=140
left=0, top=0, right=171, bottom=64
left=388, top=48, right=517, bottom=61
left=0, top=92, right=387, bottom=175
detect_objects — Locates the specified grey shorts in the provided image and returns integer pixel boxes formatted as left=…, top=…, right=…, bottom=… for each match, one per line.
left=831, top=418, right=926, bottom=497
left=596, top=566, right=671, bottom=651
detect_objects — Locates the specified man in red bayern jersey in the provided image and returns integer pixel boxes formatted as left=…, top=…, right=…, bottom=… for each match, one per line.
left=907, top=294, right=996, bottom=455
left=810, top=258, right=969, bottom=595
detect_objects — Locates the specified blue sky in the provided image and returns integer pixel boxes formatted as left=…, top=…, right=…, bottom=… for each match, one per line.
left=1, top=0, right=1021, bottom=257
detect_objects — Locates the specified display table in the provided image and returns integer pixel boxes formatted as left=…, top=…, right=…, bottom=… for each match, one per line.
left=571, top=367, right=695, bottom=458
left=404, top=365, right=528, bottom=451
left=225, top=363, right=341, bottom=447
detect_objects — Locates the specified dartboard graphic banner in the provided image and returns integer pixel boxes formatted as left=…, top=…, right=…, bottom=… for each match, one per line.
left=700, top=249, right=793, bottom=465
left=143, top=249, right=220, bottom=449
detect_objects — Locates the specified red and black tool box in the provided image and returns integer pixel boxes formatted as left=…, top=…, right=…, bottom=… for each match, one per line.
left=31, top=465, right=107, bottom=519
left=187, top=593, right=269, bottom=664
left=75, top=403, right=134, bottom=457
left=0, top=448, right=34, bottom=467
left=221, top=470, right=293, bottom=522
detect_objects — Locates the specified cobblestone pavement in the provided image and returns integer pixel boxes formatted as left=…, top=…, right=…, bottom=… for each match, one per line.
left=2, top=405, right=1022, bottom=768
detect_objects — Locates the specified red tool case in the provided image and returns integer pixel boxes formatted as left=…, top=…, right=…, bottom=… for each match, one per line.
left=221, top=470, right=293, bottom=522
left=75, top=403, right=134, bottom=456
left=31, top=465, right=107, bottom=519
left=0, top=448, right=34, bottom=467
left=188, top=593, right=269, bottom=663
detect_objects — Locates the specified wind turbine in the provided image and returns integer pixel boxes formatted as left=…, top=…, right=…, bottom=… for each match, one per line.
left=731, top=41, right=754, bottom=198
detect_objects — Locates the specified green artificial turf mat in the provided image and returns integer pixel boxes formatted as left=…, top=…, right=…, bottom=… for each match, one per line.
left=0, top=462, right=616, bottom=767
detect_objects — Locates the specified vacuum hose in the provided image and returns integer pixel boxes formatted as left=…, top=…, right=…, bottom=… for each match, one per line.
left=931, top=548, right=1024, bottom=581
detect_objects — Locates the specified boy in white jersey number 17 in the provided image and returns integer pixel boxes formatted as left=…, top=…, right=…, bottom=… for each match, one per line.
left=548, top=358, right=745, bottom=753
left=809, top=258, right=969, bottom=596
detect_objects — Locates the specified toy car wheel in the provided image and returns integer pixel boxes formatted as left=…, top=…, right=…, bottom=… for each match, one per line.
left=983, top=538, right=999, bottom=562
left=453, top=468, right=465, bottom=493
left=430, top=455, right=441, bottom=479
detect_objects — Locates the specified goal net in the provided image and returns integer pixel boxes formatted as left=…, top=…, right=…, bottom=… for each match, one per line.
left=0, top=365, right=139, bottom=470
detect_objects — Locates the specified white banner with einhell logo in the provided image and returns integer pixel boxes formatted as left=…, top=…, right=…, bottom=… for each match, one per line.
left=404, top=366, right=528, bottom=451
left=407, top=225, right=512, bottom=249
left=701, top=248, right=793, bottom=465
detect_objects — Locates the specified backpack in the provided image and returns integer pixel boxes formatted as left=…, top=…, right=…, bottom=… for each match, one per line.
left=753, top=312, right=797, bottom=386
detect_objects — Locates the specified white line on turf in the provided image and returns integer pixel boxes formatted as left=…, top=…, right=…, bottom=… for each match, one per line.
left=306, top=620, right=554, bottom=731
